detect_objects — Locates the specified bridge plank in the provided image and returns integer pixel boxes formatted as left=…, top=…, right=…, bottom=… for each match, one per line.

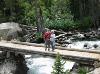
left=0, top=41, right=100, bottom=63
left=11, top=41, right=100, bottom=54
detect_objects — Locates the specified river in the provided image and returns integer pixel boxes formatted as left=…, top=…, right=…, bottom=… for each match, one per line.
left=25, top=40, right=100, bottom=74
left=65, top=40, right=100, bottom=49
left=25, top=54, right=75, bottom=74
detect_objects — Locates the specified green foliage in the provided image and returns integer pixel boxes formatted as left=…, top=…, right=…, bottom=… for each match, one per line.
left=65, top=70, right=71, bottom=74
left=43, top=0, right=76, bottom=31
left=17, top=0, right=35, bottom=25
left=35, top=32, right=42, bottom=38
left=77, top=67, right=87, bottom=74
left=45, top=18, right=75, bottom=31
left=52, top=53, right=66, bottom=74
left=35, top=32, right=43, bottom=43
left=80, top=16, right=92, bottom=29
left=45, top=16, right=92, bottom=31
left=74, top=16, right=92, bottom=30
left=0, top=0, right=95, bottom=30
left=0, top=0, right=16, bottom=22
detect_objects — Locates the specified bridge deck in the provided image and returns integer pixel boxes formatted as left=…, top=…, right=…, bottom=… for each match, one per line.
left=0, top=41, right=100, bottom=63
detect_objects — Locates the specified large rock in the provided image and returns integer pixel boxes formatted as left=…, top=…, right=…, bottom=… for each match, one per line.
left=0, top=22, right=23, bottom=41
left=87, top=67, right=100, bottom=74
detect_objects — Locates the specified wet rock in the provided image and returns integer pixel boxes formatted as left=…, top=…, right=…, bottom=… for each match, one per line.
left=93, top=44, right=98, bottom=48
left=87, top=67, right=100, bottom=74
left=55, top=43, right=61, bottom=46
left=61, top=44, right=67, bottom=47
left=84, top=33, right=90, bottom=39
left=83, top=43, right=92, bottom=49
left=65, top=39, right=72, bottom=44
left=0, top=59, right=16, bottom=74
left=84, top=43, right=88, bottom=47
left=0, top=52, right=28, bottom=74
left=15, top=54, right=29, bottom=74
left=77, top=33, right=85, bottom=38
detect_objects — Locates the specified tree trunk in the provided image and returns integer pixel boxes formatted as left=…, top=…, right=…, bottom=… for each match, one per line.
left=79, top=0, right=83, bottom=20
left=34, top=0, right=44, bottom=33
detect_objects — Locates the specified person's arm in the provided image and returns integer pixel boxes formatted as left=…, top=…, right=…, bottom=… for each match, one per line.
left=53, top=34, right=56, bottom=38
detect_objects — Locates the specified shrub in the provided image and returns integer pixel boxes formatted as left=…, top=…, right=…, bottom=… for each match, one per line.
left=75, top=16, right=92, bottom=30
left=52, top=53, right=66, bottom=74
left=77, top=67, right=87, bottom=74
left=35, top=32, right=44, bottom=43
left=45, top=16, right=92, bottom=31
left=45, top=18, right=75, bottom=31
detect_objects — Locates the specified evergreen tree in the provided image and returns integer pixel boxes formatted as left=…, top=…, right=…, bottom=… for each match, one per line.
left=78, top=67, right=87, bottom=74
left=52, top=53, right=66, bottom=74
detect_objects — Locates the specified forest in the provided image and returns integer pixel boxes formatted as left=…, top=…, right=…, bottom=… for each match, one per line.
left=0, top=0, right=100, bottom=74
left=0, top=0, right=100, bottom=32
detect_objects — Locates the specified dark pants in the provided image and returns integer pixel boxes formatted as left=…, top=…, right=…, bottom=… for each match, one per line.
left=45, top=40, right=50, bottom=51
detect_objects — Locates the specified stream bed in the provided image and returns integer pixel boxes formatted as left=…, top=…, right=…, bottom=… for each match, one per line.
left=25, top=54, right=75, bottom=74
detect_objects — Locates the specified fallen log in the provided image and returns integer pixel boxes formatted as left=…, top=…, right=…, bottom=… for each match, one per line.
left=55, top=33, right=68, bottom=38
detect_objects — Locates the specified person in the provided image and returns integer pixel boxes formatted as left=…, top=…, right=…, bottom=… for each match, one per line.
left=43, top=29, right=51, bottom=51
left=50, top=30, right=56, bottom=51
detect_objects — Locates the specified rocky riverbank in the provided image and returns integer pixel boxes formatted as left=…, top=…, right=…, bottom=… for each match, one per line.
left=0, top=51, right=28, bottom=74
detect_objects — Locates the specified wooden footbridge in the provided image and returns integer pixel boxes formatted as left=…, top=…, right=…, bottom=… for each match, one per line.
left=0, top=41, right=100, bottom=65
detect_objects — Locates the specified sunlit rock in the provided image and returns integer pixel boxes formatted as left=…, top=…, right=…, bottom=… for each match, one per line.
left=0, top=22, right=22, bottom=41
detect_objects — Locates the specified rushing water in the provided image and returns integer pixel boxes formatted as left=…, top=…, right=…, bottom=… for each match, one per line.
left=66, top=40, right=100, bottom=49
left=25, top=54, right=75, bottom=74
left=25, top=40, right=100, bottom=74
left=0, top=59, right=16, bottom=74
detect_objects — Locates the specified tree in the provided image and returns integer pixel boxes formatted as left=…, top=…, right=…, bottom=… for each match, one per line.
left=17, top=0, right=35, bottom=25
left=34, top=0, right=44, bottom=32
left=52, top=53, right=66, bottom=74
left=44, top=0, right=75, bottom=31
left=4, top=0, right=18, bottom=22
left=78, top=67, right=87, bottom=74
left=70, top=0, right=100, bottom=29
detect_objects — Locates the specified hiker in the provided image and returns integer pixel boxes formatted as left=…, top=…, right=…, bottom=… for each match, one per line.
left=43, top=29, right=51, bottom=51
left=50, top=30, right=56, bottom=51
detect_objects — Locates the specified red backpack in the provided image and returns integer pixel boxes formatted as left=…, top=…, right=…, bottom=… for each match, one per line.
left=44, top=32, right=51, bottom=40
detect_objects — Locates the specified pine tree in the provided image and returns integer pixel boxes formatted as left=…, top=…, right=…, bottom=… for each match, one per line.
left=78, top=67, right=87, bottom=74
left=52, top=53, right=65, bottom=74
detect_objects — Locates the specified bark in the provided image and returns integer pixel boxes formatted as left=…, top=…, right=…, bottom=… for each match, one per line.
left=34, top=0, right=44, bottom=33
left=79, top=0, right=83, bottom=20
left=71, top=0, right=100, bottom=29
